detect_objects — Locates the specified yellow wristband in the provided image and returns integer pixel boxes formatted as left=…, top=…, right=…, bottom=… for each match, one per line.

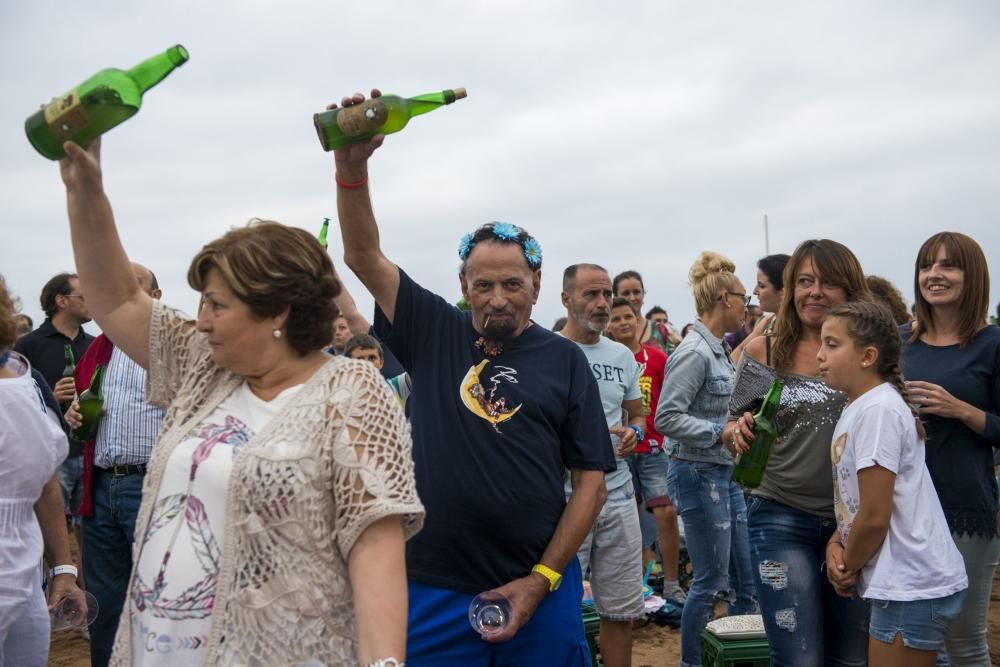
left=531, top=563, right=563, bottom=592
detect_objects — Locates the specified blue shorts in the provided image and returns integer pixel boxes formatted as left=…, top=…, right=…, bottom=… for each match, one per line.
left=868, top=589, right=967, bottom=651
left=627, top=450, right=671, bottom=510
left=406, top=558, right=592, bottom=666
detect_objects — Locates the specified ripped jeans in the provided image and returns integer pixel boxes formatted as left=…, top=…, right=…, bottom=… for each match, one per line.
left=747, top=495, right=869, bottom=667
left=667, top=459, right=756, bottom=667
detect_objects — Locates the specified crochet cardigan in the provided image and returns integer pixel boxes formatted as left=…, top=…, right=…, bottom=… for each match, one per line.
left=111, top=301, right=423, bottom=666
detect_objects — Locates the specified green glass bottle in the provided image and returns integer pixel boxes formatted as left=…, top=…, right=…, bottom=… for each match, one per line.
left=25, top=45, right=189, bottom=160
left=318, top=218, right=330, bottom=249
left=60, top=344, right=76, bottom=409
left=72, top=365, right=106, bottom=442
left=313, top=87, right=467, bottom=152
left=732, top=379, right=784, bottom=489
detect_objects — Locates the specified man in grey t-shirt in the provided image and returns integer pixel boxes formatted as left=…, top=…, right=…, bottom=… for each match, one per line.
left=560, top=263, right=645, bottom=667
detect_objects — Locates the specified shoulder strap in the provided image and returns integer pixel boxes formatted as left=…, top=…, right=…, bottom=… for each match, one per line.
left=765, top=333, right=772, bottom=367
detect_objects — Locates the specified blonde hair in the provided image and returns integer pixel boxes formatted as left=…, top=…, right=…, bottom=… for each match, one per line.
left=188, top=219, right=341, bottom=355
left=689, top=251, right=737, bottom=317
left=0, top=276, right=19, bottom=349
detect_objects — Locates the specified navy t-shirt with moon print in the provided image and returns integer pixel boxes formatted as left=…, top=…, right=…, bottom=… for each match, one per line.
left=374, top=269, right=615, bottom=594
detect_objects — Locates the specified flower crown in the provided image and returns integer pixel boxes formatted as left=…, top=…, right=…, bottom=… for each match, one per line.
left=458, top=221, right=543, bottom=268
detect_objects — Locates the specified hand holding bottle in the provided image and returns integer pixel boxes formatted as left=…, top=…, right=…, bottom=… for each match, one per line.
left=59, top=136, right=104, bottom=195
left=329, top=89, right=387, bottom=180
left=53, top=377, right=78, bottom=404
left=727, top=411, right=756, bottom=456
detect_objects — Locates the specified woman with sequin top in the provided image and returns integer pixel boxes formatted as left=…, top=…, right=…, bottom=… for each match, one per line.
left=723, top=239, right=872, bottom=667
left=902, top=232, right=1000, bottom=664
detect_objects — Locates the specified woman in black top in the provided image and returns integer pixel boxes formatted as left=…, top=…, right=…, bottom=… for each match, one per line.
left=903, top=231, right=1000, bottom=665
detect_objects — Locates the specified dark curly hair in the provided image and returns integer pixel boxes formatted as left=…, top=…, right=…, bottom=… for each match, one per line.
left=866, top=275, right=911, bottom=326
left=188, top=219, right=341, bottom=356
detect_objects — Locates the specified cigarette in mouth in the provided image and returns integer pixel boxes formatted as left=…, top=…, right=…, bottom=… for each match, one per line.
left=484, top=315, right=491, bottom=328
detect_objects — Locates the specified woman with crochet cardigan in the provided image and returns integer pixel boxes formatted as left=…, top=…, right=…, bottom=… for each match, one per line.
left=57, top=137, right=424, bottom=667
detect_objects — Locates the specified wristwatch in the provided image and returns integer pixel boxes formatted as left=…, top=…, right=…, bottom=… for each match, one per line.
left=532, top=563, right=563, bottom=591
left=627, top=424, right=645, bottom=443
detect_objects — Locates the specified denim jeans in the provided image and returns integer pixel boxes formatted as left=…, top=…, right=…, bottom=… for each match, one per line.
left=56, top=455, right=84, bottom=522
left=936, top=533, right=1000, bottom=666
left=82, top=470, right=145, bottom=667
left=667, top=459, right=756, bottom=667
left=746, top=495, right=869, bottom=667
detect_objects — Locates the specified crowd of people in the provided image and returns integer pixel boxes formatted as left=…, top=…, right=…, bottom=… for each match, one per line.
left=1, top=89, right=999, bottom=667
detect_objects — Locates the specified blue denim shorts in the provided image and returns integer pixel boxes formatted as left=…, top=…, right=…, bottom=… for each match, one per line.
left=868, top=589, right=967, bottom=651
left=627, top=450, right=671, bottom=510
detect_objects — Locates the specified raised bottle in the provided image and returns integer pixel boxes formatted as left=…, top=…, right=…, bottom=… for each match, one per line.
left=732, top=379, right=784, bottom=489
left=318, top=218, right=330, bottom=249
left=313, top=87, right=467, bottom=152
left=72, top=365, right=106, bottom=442
left=26, top=45, right=189, bottom=160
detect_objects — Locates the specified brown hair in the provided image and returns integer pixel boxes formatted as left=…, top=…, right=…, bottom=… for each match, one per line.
left=771, top=239, right=870, bottom=370
left=188, top=219, right=341, bottom=356
left=866, top=275, right=911, bottom=326
left=828, top=301, right=926, bottom=439
left=688, top=251, right=737, bottom=317
left=910, top=232, right=990, bottom=348
left=0, top=276, right=19, bottom=349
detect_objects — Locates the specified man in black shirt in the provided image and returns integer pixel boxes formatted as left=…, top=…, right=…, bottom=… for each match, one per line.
left=15, top=272, right=95, bottom=540
left=334, top=89, right=614, bottom=666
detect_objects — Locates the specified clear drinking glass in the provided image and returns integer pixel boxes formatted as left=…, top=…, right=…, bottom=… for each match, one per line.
left=50, top=590, right=99, bottom=631
left=468, top=591, right=511, bottom=636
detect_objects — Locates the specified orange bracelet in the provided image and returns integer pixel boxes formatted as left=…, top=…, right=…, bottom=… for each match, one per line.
left=336, top=174, right=368, bottom=189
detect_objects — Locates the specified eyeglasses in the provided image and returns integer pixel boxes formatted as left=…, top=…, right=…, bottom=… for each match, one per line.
left=725, top=291, right=752, bottom=308
left=63, top=293, right=85, bottom=302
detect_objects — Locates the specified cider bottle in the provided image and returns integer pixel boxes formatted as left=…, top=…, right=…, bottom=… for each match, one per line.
left=313, top=87, right=467, bottom=152
left=732, top=379, right=784, bottom=488
left=72, top=365, right=106, bottom=442
left=60, top=344, right=76, bottom=409
left=26, top=45, right=189, bottom=160
left=318, top=218, right=331, bottom=249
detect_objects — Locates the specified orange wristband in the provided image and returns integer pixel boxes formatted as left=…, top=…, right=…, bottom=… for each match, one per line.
left=336, top=174, right=368, bottom=189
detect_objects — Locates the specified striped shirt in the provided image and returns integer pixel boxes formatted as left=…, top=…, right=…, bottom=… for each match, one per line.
left=94, top=346, right=165, bottom=468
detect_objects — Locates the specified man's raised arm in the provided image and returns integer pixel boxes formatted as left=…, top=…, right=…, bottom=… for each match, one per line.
left=333, top=89, right=401, bottom=323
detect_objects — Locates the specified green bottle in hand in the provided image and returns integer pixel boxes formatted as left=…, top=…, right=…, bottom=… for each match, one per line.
left=732, top=379, right=784, bottom=489
left=318, top=218, right=331, bottom=249
left=60, top=344, right=76, bottom=410
left=313, top=87, right=467, bottom=152
left=25, top=45, right=189, bottom=160
left=72, top=364, right=106, bottom=442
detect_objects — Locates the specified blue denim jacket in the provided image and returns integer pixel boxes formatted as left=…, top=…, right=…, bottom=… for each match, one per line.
left=654, top=320, right=735, bottom=464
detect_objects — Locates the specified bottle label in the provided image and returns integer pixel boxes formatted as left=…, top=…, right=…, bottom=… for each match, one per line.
left=44, top=89, right=89, bottom=139
left=336, top=99, right=387, bottom=137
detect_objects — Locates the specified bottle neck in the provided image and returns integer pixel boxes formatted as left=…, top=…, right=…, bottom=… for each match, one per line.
left=407, top=89, right=459, bottom=118
left=127, top=45, right=188, bottom=94
left=758, top=383, right=784, bottom=420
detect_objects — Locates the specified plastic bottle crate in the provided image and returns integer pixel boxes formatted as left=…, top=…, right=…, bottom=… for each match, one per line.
left=581, top=603, right=601, bottom=667
left=700, top=629, right=770, bottom=667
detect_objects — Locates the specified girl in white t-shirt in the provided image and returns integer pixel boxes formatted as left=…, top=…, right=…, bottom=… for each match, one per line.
left=818, top=301, right=967, bottom=667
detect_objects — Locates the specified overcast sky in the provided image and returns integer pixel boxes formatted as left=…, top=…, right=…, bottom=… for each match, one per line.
left=2, top=2, right=998, bottom=335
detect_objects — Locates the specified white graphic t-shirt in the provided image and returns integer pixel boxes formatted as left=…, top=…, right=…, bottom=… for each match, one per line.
left=831, top=382, right=967, bottom=601
left=131, top=382, right=302, bottom=665
left=563, top=335, right=642, bottom=491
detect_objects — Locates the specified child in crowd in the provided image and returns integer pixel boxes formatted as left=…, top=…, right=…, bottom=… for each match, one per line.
left=819, top=301, right=968, bottom=667
left=344, top=334, right=411, bottom=408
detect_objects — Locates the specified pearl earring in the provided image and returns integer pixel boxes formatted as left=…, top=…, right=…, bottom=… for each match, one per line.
left=273, top=329, right=282, bottom=339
